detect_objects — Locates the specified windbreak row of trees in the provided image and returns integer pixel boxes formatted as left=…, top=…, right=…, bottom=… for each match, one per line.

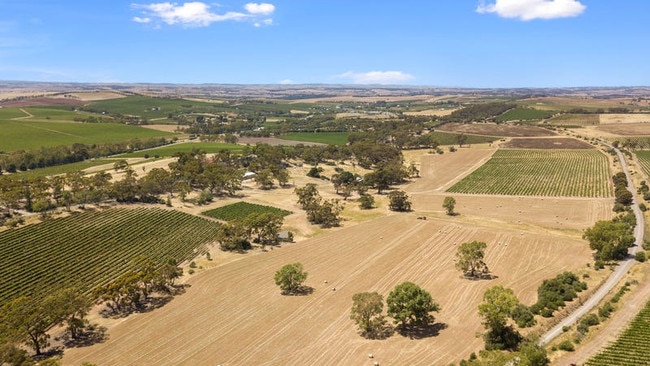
left=0, top=137, right=173, bottom=174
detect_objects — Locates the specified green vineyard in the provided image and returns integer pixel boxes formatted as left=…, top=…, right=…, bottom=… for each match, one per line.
left=585, top=300, right=650, bottom=365
left=0, top=208, right=221, bottom=306
left=447, top=149, right=612, bottom=197
left=635, top=150, right=650, bottom=177
left=202, top=201, right=292, bottom=221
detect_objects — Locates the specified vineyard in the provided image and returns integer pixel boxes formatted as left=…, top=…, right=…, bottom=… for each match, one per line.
left=496, top=107, right=555, bottom=122
left=546, top=113, right=600, bottom=127
left=202, top=201, right=292, bottom=221
left=585, top=300, right=650, bottom=365
left=0, top=208, right=221, bottom=306
left=447, top=149, right=612, bottom=197
left=611, top=137, right=650, bottom=149
left=634, top=150, right=650, bottom=177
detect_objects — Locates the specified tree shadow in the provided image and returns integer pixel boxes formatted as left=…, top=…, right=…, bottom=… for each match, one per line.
left=283, top=285, right=315, bottom=296
left=463, top=273, right=499, bottom=281
left=398, top=322, right=448, bottom=340
left=361, top=324, right=395, bottom=340
left=63, top=325, right=109, bottom=348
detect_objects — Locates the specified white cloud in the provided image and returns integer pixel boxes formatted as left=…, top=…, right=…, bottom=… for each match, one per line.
left=477, top=0, right=586, bottom=20
left=132, top=2, right=275, bottom=27
left=279, top=79, right=293, bottom=84
left=245, top=3, right=275, bottom=15
left=336, top=71, right=415, bottom=85
left=132, top=16, right=151, bottom=23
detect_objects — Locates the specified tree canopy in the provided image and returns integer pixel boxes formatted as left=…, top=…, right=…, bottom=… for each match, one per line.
left=386, top=282, right=440, bottom=329
left=455, top=241, right=489, bottom=278
left=583, top=219, right=634, bottom=261
left=350, top=292, right=386, bottom=338
left=274, top=263, right=308, bottom=295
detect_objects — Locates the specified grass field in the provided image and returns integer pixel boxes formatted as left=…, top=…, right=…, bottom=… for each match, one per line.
left=279, top=132, right=350, bottom=145
left=585, top=300, right=650, bottom=365
left=0, top=120, right=173, bottom=152
left=118, top=142, right=243, bottom=158
left=0, top=107, right=31, bottom=119
left=496, top=107, right=555, bottom=122
left=0, top=208, right=221, bottom=306
left=447, top=149, right=612, bottom=197
left=202, top=201, right=292, bottom=221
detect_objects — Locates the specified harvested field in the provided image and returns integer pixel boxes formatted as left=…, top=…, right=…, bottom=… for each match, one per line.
left=599, top=113, right=650, bottom=124
left=437, top=122, right=556, bottom=137
left=546, top=113, right=600, bottom=127
left=61, top=214, right=592, bottom=366
left=403, top=108, right=459, bottom=117
left=596, top=123, right=650, bottom=136
left=502, top=137, right=595, bottom=149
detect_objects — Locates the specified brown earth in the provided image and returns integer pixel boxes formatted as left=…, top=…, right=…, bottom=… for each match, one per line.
left=437, top=123, right=557, bottom=137
left=501, top=137, right=595, bottom=149
left=60, top=147, right=613, bottom=366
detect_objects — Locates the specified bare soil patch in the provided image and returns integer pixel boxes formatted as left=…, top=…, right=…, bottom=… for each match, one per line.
left=501, top=137, right=595, bottom=149
left=404, top=108, right=459, bottom=117
left=437, top=123, right=557, bottom=137
left=596, top=122, right=650, bottom=136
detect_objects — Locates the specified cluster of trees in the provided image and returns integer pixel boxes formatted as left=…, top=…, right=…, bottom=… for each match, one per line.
left=388, top=190, right=411, bottom=212
left=294, top=184, right=342, bottom=228
left=0, top=138, right=172, bottom=174
left=217, top=212, right=284, bottom=251
left=0, top=289, right=91, bottom=356
left=350, top=282, right=440, bottom=338
left=613, top=172, right=634, bottom=210
left=529, top=272, right=587, bottom=317
left=583, top=214, right=636, bottom=263
left=93, top=258, right=183, bottom=316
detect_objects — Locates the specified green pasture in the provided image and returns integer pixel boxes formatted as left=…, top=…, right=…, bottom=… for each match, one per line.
left=0, top=107, right=31, bottom=119
left=0, top=120, right=173, bottom=152
left=447, top=149, right=611, bottom=197
left=280, top=132, right=349, bottom=145
left=118, top=142, right=243, bottom=158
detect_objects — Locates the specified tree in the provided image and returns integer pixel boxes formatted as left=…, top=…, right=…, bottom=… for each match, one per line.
left=455, top=241, right=490, bottom=278
left=274, top=263, right=308, bottom=295
left=386, top=282, right=440, bottom=329
left=478, top=285, right=522, bottom=350
left=350, top=292, right=386, bottom=338
left=457, top=133, right=468, bottom=147
left=295, top=183, right=320, bottom=210
left=245, top=212, right=283, bottom=246
left=217, top=222, right=252, bottom=252
left=359, top=194, right=375, bottom=209
left=388, top=190, right=412, bottom=212
left=583, top=220, right=634, bottom=261
left=443, top=196, right=456, bottom=215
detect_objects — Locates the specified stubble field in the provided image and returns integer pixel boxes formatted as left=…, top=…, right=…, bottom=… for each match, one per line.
left=62, top=146, right=612, bottom=366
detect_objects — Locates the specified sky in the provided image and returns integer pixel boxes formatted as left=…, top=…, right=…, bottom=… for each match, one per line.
left=0, top=0, right=648, bottom=87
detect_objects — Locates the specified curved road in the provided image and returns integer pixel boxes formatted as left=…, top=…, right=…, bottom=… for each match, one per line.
left=540, top=144, right=645, bottom=346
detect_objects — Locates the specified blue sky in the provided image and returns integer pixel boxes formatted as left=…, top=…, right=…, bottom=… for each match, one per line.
left=0, top=0, right=648, bottom=87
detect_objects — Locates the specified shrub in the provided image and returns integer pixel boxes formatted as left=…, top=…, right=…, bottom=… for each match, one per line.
left=557, top=340, right=575, bottom=352
left=307, top=166, right=323, bottom=178
left=635, top=251, right=646, bottom=262
left=598, top=302, right=615, bottom=319
left=359, top=194, right=375, bottom=210
left=512, top=304, right=536, bottom=328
